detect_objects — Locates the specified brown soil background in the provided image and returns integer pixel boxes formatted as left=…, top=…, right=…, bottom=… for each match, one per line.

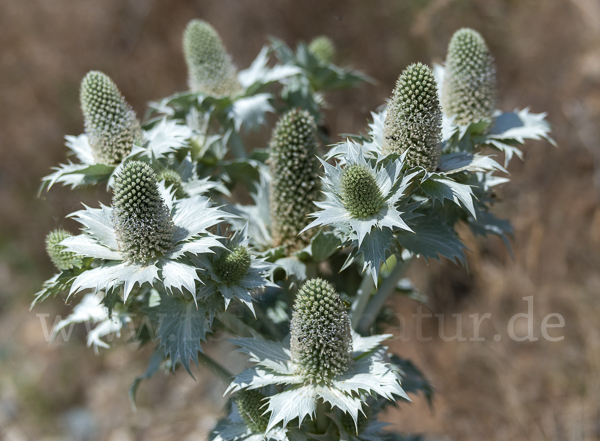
left=1, top=1, right=599, bottom=440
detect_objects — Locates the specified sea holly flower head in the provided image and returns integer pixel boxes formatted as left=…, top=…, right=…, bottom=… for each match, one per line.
left=196, top=227, right=276, bottom=314
left=235, top=390, right=270, bottom=434
left=442, top=28, right=496, bottom=126
left=382, top=62, right=442, bottom=171
left=80, top=71, right=141, bottom=165
left=303, top=143, right=415, bottom=282
left=183, top=19, right=242, bottom=97
left=157, top=169, right=186, bottom=199
left=45, top=229, right=82, bottom=270
left=309, top=36, right=336, bottom=64
left=290, top=278, right=352, bottom=381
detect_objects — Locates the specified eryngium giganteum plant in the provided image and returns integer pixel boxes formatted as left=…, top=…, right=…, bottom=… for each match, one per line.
left=269, top=108, right=321, bottom=251
left=382, top=62, right=442, bottom=171
left=183, top=19, right=242, bottom=97
left=290, top=278, right=352, bottom=381
left=80, top=71, right=141, bottom=164
left=308, top=36, right=336, bottom=64
left=37, top=20, right=553, bottom=441
left=441, top=28, right=496, bottom=125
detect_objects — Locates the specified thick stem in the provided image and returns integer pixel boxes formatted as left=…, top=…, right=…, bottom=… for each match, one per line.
left=357, top=259, right=409, bottom=334
left=351, top=273, right=375, bottom=330
left=197, top=351, right=233, bottom=384
left=315, top=399, right=331, bottom=433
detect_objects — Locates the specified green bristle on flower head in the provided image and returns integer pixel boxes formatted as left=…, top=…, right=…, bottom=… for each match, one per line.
left=381, top=62, right=442, bottom=171
left=183, top=19, right=242, bottom=97
left=309, top=36, right=336, bottom=64
left=341, top=164, right=385, bottom=218
left=113, top=161, right=174, bottom=263
left=290, top=278, right=352, bottom=381
left=442, top=28, right=496, bottom=125
left=157, top=169, right=186, bottom=199
left=235, top=390, right=269, bottom=434
left=269, top=109, right=321, bottom=251
left=45, top=229, right=82, bottom=270
left=214, top=246, right=251, bottom=285
left=80, top=71, right=141, bottom=165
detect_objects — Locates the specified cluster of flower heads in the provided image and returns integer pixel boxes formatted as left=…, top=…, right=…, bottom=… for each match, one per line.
left=80, top=71, right=141, bottom=164
left=183, top=19, right=242, bottom=97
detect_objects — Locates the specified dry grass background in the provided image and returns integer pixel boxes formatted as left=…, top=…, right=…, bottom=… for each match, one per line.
left=1, top=0, right=599, bottom=440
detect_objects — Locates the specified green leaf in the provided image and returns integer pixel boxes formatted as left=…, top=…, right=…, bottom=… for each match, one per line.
left=420, top=176, right=477, bottom=218
left=155, top=295, right=210, bottom=377
left=391, top=356, right=434, bottom=407
left=274, top=257, right=307, bottom=282
left=310, top=230, right=342, bottom=262
left=129, top=348, right=165, bottom=410
left=357, top=227, right=395, bottom=285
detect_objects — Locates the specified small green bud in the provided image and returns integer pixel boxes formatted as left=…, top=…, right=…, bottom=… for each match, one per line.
left=269, top=109, right=321, bottom=251
left=183, top=19, right=242, bottom=97
left=157, top=169, right=186, bottom=199
left=309, top=36, right=336, bottom=64
left=113, top=161, right=174, bottom=263
left=80, top=71, right=141, bottom=165
left=235, top=390, right=269, bottom=434
left=382, top=63, right=442, bottom=171
left=290, top=278, right=352, bottom=382
left=45, top=229, right=82, bottom=270
left=214, top=246, right=251, bottom=285
left=341, top=164, right=385, bottom=218
left=442, top=28, right=496, bottom=125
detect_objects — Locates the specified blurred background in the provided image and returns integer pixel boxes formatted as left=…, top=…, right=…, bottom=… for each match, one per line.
left=1, top=0, right=599, bottom=440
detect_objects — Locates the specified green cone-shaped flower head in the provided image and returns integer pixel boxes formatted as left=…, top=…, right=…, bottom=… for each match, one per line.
left=290, top=278, right=352, bottom=381
left=382, top=62, right=442, bottom=171
left=157, top=169, right=186, bottom=199
left=183, top=19, right=242, bottom=97
left=341, top=164, right=385, bottom=218
left=45, top=229, right=82, bottom=270
left=442, top=28, right=496, bottom=125
left=214, top=246, right=251, bottom=285
left=235, top=390, right=269, bottom=433
left=113, top=161, right=174, bottom=263
left=80, top=71, right=141, bottom=165
left=309, top=36, right=336, bottom=64
left=269, top=109, right=321, bottom=251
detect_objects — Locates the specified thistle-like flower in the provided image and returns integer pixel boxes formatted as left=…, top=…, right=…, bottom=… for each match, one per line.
left=45, top=229, right=82, bottom=270
left=158, top=169, right=186, bottom=199
left=196, top=227, right=275, bottom=313
left=303, top=143, right=414, bottom=282
left=183, top=19, right=242, bottom=97
left=309, top=36, right=336, bottom=64
left=441, top=28, right=496, bottom=126
left=381, top=63, right=442, bottom=171
left=269, top=109, right=321, bottom=251
left=235, top=390, right=270, bottom=434
left=113, top=161, right=175, bottom=263
left=80, top=71, right=141, bottom=165
left=290, top=278, right=352, bottom=381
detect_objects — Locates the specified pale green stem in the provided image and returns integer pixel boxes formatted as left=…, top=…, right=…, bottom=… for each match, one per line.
left=351, top=273, right=375, bottom=330
left=315, top=399, right=331, bottom=433
left=197, top=351, right=233, bottom=384
left=357, top=259, right=408, bottom=334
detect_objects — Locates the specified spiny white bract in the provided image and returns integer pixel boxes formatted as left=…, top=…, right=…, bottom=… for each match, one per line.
left=80, top=71, right=140, bottom=165
left=113, top=161, right=174, bottom=263
left=382, top=62, right=442, bottom=171
left=183, top=19, right=242, bottom=97
left=234, top=390, right=270, bottom=434
left=341, top=164, right=386, bottom=219
left=269, top=109, right=321, bottom=251
left=309, top=36, right=336, bottom=64
left=442, top=28, right=496, bottom=126
left=45, top=229, right=82, bottom=270
left=290, top=278, right=352, bottom=381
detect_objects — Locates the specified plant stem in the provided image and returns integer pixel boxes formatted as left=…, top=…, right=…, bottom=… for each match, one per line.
left=219, top=313, right=264, bottom=339
left=351, top=273, right=375, bottom=330
left=197, top=351, right=233, bottom=384
left=315, top=400, right=331, bottom=433
left=357, top=259, right=408, bottom=334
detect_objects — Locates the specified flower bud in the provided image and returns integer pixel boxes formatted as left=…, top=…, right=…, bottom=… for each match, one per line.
left=214, top=246, right=251, bottom=285
left=157, top=169, right=186, bottom=199
left=269, top=109, right=321, bottom=251
left=45, top=229, right=82, bottom=270
left=113, top=161, right=174, bottom=263
left=382, top=63, right=442, bottom=171
left=442, top=28, right=496, bottom=125
left=309, top=36, right=336, bottom=64
left=341, top=164, right=385, bottom=219
left=183, top=19, right=242, bottom=97
left=80, top=71, right=140, bottom=164
left=290, top=278, right=352, bottom=381
left=235, top=390, right=269, bottom=433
